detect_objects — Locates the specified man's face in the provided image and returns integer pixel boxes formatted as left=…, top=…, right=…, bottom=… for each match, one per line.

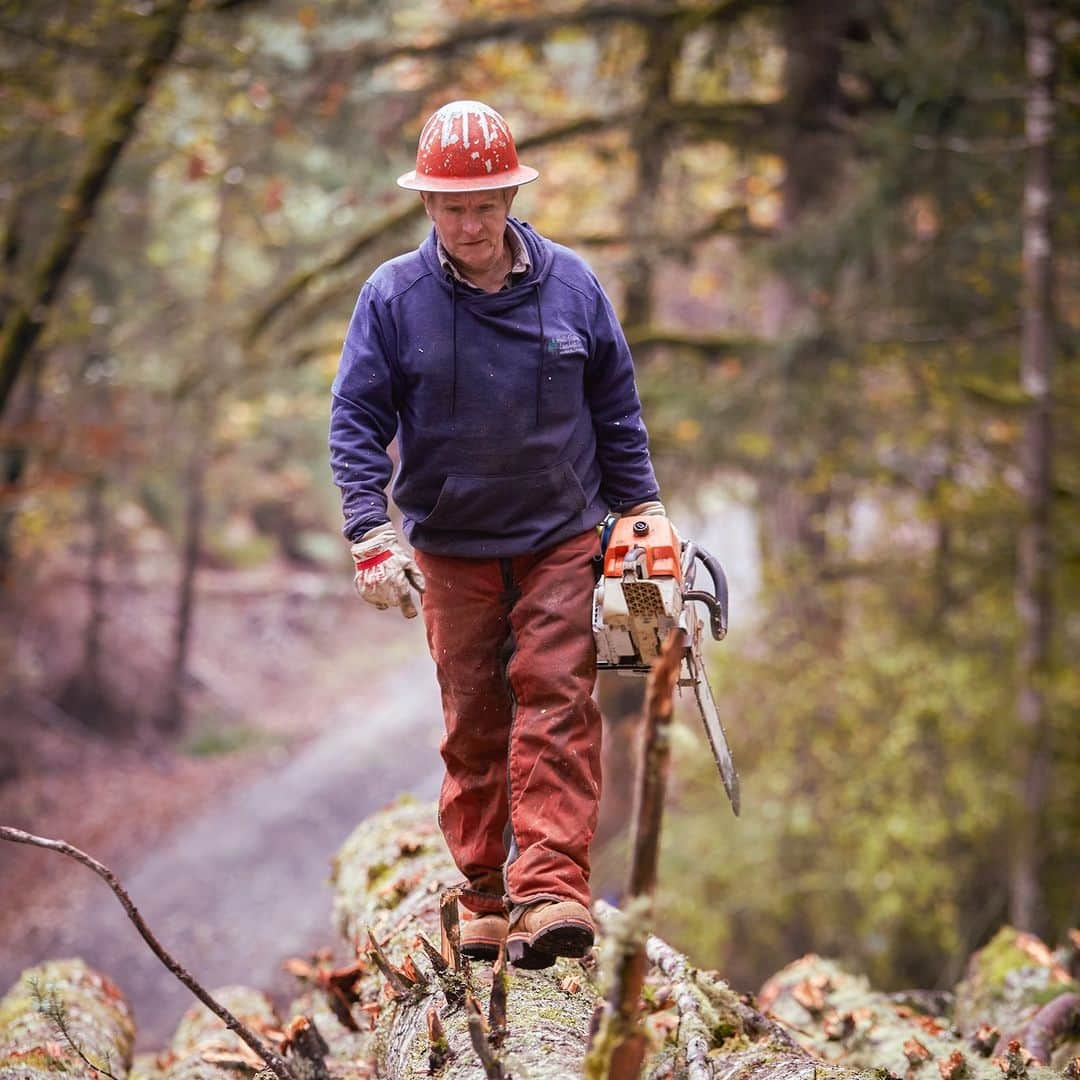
left=422, top=188, right=516, bottom=277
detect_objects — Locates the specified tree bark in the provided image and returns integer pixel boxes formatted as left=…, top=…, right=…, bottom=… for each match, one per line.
left=1010, top=0, right=1057, bottom=936
left=0, top=0, right=191, bottom=420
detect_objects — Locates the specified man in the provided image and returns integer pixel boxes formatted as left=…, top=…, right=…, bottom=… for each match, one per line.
left=329, top=100, right=664, bottom=969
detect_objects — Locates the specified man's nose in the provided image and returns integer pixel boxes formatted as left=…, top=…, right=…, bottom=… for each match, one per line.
left=461, top=212, right=483, bottom=235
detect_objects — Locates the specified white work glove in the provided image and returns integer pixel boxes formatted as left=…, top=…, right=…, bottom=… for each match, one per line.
left=350, top=523, right=426, bottom=619
left=622, top=500, right=666, bottom=517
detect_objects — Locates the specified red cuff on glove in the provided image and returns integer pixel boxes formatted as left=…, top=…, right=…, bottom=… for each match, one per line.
left=354, top=549, right=392, bottom=571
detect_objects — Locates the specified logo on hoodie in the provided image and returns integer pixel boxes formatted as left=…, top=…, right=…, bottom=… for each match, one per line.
left=546, top=333, right=585, bottom=356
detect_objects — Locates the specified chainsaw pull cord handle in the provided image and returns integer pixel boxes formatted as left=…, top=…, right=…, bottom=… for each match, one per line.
left=622, top=544, right=648, bottom=580
left=681, top=542, right=729, bottom=641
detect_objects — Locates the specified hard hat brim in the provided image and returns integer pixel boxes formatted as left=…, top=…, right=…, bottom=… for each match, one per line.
left=396, top=164, right=539, bottom=192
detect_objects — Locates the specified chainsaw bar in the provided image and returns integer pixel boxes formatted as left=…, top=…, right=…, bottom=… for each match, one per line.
left=683, top=643, right=741, bottom=816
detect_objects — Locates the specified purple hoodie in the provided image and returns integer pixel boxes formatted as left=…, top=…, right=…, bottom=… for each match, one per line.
left=329, top=219, right=659, bottom=557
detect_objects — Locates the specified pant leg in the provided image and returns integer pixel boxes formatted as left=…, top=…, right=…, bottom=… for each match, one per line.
left=415, top=549, right=513, bottom=913
left=504, top=530, right=603, bottom=909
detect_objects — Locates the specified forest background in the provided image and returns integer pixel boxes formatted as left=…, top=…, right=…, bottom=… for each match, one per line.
left=0, top=0, right=1076, bottom=1002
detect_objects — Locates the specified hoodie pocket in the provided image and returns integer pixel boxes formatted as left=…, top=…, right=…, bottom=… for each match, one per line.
left=420, top=461, right=587, bottom=534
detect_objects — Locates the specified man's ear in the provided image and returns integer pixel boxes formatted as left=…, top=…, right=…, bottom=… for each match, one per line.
left=421, top=192, right=434, bottom=219
left=504, top=186, right=518, bottom=212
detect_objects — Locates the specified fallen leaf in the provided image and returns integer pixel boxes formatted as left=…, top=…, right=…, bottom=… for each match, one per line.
left=823, top=1010, right=856, bottom=1041
left=904, top=1038, right=933, bottom=1067
left=793, top=975, right=831, bottom=1016
left=915, top=1015, right=946, bottom=1037
left=937, top=1050, right=969, bottom=1080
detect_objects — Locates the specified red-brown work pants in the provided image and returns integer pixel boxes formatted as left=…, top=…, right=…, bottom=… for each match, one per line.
left=415, top=530, right=602, bottom=915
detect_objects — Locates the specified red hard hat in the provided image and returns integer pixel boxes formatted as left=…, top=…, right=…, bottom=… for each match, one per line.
left=397, top=100, right=539, bottom=192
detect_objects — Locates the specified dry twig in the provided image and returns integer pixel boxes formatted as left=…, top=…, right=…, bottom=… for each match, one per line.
left=0, top=825, right=296, bottom=1080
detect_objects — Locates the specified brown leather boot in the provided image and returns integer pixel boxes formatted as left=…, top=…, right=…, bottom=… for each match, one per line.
left=506, top=900, right=595, bottom=970
left=460, top=910, right=509, bottom=962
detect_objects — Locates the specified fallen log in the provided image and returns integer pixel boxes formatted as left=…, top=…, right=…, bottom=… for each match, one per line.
left=325, top=797, right=890, bottom=1078
left=954, top=920, right=1080, bottom=1045
left=160, top=986, right=283, bottom=1079
left=0, top=958, right=135, bottom=1079
left=759, top=952, right=1070, bottom=1079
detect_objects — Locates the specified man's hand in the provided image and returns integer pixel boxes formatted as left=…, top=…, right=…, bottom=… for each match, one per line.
left=350, top=523, right=426, bottom=619
left=622, top=499, right=666, bottom=517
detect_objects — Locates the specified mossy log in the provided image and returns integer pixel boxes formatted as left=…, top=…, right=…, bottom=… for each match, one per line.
left=760, top=951, right=1074, bottom=1078
left=954, top=929, right=1079, bottom=1035
left=157, top=986, right=283, bottom=1079
left=0, top=958, right=135, bottom=1078
left=324, top=797, right=884, bottom=1079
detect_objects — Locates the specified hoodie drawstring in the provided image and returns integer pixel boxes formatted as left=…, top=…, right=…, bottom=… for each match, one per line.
left=449, top=276, right=458, bottom=418
left=534, top=282, right=545, bottom=427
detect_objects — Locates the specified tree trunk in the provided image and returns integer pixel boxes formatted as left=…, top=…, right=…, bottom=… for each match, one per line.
left=57, top=470, right=135, bottom=734
left=83, top=472, right=108, bottom=698
left=0, top=0, right=190, bottom=420
left=1010, top=0, right=1057, bottom=936
left=0, top=358, right=42, bottom=589
left=160, top=433, right=207, bottom=734
left=161, top=163, right=232, bottom=734
left=0, top=958, right=136, bottom=1078
left=757, top=0, right=851, bottom=642
left=621, top=18, right=682, bottom=324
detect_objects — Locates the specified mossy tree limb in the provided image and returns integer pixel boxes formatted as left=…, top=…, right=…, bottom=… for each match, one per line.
left=586, top=629, right=683, bottom=1078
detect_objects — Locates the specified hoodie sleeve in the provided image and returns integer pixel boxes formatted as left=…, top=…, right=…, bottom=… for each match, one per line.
left=584, top=280, right=661, bottom=512
left=329, top=282, right=402, bottom=541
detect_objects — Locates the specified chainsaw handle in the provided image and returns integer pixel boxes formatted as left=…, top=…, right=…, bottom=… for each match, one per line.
left=682, top=542, right=729, bottom=641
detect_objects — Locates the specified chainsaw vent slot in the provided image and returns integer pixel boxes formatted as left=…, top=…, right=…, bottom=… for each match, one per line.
left=622, top=580, right=666, bottom=619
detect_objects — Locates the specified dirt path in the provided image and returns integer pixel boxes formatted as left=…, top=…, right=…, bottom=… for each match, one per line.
left=0, top=617, right=444, bottom=1050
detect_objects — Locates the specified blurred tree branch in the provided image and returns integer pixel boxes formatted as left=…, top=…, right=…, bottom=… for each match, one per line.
left=0, top=0, right=191, bottom=421
left=337, top=0, right=772, bottom=70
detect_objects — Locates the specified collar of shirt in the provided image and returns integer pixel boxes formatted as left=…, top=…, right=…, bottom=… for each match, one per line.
left=437, top=221, right=531, bottom=291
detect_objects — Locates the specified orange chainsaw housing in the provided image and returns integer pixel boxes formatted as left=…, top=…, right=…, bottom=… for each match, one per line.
left=602, top=516, right=683, bottom=581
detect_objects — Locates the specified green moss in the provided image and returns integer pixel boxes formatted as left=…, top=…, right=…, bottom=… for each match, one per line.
left=364, top=862, right=390, bottom=887
left=712, top=1016, right=741, bottom=1041
left=974, top=929, right=1037, bottom=992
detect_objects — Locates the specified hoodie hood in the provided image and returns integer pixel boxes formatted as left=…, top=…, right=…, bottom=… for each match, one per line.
left=418, top=217, right=556, bottom=296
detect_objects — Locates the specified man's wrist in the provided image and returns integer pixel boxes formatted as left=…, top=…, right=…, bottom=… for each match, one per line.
left=621, top=499, right=666, bottom=517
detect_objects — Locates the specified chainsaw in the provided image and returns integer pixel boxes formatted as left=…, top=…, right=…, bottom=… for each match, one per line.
left=592, top=513, right=740, bottom=816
